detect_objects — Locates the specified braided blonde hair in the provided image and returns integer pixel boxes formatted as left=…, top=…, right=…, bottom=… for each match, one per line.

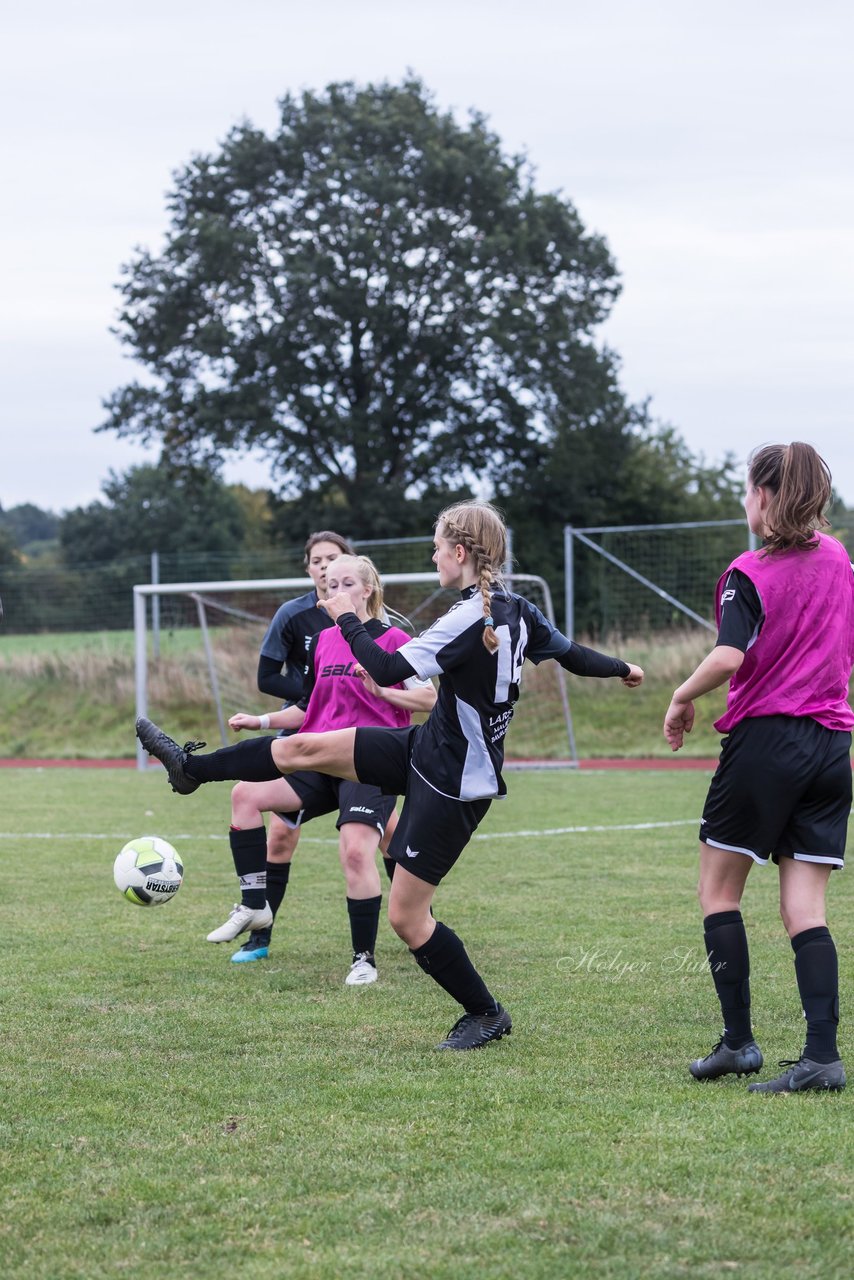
left=328, top=555, right=385, bottom=619
left=436, top=501, right=508, bottom=653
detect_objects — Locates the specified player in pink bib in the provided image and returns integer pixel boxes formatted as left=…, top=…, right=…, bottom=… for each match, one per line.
left=664, top=443, right=854, bottom=1094
left=207, top=556, right=436, bottom=986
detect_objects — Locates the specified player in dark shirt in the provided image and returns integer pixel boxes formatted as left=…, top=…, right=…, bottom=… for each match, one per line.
left=138, top=502, right=643, bottom=1051
left=231, top=530, right=354, bottom=963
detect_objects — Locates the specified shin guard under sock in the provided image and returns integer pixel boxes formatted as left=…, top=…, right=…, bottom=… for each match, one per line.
left=703, top=910, right=753, bottom=1048
left=411, top=921, right=497, bottom=1015
left=229, top=825, right=267, bottom=909
left=792, top=926, right=839, bottom=1063
left=187, top=736, right=281, bottom=783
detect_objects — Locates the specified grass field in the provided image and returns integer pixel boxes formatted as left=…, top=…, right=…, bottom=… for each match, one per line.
left=1, top=767, right=851, bottom=1279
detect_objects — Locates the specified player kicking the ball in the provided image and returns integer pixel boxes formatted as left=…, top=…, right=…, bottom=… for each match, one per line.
left=138, top=501, right=643, bottom=1051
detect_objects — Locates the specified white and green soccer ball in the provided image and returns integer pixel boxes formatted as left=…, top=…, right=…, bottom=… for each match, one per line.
left=113, top=836, right=184, bottom=907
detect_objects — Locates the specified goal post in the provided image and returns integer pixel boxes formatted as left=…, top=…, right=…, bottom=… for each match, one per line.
left=133, top=571, right=577, bottom=771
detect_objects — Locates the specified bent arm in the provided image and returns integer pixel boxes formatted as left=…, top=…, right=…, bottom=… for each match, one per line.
left=357, top=667, right=437, bottom=713
left=335, top=613, right=417, bottom=686
left=663, top=645, right=744, bottom=752
left=229, top=705, right=306, bottom=733
left=257, top=654, right=304, bottom=703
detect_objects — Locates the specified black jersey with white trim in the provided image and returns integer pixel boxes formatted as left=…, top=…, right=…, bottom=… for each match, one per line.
left=391, top=587, right=597, bottom=802
left=337, top=587, right=629, bottom=802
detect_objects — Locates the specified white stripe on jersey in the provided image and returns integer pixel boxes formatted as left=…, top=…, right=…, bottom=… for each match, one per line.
left=456, top=696, right=500, bottom=799
left=398, top=595, right=483, bottom=681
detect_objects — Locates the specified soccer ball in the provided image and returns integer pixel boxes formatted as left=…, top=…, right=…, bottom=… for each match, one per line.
left=113, top=836, right=184, bottom=907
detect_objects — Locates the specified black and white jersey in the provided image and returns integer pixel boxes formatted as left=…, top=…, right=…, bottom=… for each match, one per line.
left=337, top=585, right=629, bottom=803
left=398, top=587, right=576, bottom=801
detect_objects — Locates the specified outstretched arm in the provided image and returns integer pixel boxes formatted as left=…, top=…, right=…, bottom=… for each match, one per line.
left=663, top=645, right=743, bottom=751
left=558, top=641, right=643, bottom=686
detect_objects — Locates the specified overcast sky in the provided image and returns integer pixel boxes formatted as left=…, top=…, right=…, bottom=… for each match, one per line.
left=2, top=0, right=852, bottom=516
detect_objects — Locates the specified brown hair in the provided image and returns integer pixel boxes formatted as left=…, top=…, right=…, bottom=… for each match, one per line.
left=326, top=554, right=385, bottom=620
left=435, top=500, right=508, bottom=653
left=748, top=443, right=832, bottom=554
left=303, top=529, right=355, bottom=566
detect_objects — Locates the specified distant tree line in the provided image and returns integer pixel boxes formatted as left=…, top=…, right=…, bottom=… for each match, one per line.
left=13, top=77, right=847, bottom=632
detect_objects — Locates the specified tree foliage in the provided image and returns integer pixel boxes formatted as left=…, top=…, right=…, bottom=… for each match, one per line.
left=59, top=464, right=247, bottom=564
left=103, top=78, right=631, bottom=535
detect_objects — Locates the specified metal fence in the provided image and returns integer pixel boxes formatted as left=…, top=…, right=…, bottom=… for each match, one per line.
left=565, top=516, right=854, bottom=640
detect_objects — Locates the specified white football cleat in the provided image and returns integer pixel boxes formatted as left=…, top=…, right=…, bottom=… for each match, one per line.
left=206, top=902, right=273, bottom=943
left=345, top=953, right=378, bottom=985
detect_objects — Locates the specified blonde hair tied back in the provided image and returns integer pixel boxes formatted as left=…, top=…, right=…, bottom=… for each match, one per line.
left=435, top=500, right=508, bottom=653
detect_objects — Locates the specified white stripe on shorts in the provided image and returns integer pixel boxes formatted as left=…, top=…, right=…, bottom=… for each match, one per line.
left=705, top=837, right=769, bottom=866
left=793, top=851, right=844, bottom=869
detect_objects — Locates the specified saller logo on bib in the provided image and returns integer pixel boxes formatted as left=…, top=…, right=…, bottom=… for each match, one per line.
left=350, top=806, right=375, bottom=815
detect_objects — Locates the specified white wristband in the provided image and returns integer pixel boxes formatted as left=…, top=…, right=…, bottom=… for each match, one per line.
left=259, top=714, right=271, bottom=730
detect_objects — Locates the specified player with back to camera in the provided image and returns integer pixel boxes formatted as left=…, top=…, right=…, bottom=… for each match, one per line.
left=664, top=443, right=853, bottom=1093
left=210, top=555, right=435, bottom=984
left=138, top=500, right=644, bottom=1050
left=232, top=529, right=353, bottom=964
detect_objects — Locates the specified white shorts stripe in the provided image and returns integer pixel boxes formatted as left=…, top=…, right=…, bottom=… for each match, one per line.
left=793, top=852, right=845, bottom=868
left=704, top=837, right=769, bottom=866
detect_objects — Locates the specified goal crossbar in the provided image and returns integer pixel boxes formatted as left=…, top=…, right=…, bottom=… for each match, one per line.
left=133, top=572, right=574, bottom=771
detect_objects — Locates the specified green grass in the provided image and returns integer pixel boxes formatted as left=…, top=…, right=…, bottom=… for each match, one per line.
left=1, top=768, right=851, bottom=1278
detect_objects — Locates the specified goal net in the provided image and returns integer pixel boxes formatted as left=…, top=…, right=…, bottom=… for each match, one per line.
left=133, top=572, right=577, bottom=770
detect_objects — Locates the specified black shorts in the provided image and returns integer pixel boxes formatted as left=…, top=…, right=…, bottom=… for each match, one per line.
left=354, top=726, right=492, bottom=885
left=276, top=770, right=396, bottom=834
left=701, top=716, right=852, bottom=869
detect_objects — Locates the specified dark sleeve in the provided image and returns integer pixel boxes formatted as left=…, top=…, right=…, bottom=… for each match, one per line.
left=257, top=653, right=305, bottom=703
left=337, top=613, right=417, bottom=686
left=716, top=569, right=763, bottom=652
left=522, top=600, right=630, bottom=678
left=558, top=641, right=631, bottom=679
left=296, top=635, right=320, bottom=711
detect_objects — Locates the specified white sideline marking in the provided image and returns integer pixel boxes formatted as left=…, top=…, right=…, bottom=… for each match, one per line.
left=0, top=819, right=699, bottom=844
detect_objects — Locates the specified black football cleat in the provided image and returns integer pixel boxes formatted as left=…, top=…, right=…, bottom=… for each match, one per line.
left=136, top=717, right=205, bottom=795
left=436, top=1004, right=512, bottom=1051
left=689, top=1036, right=763, bottom=1081
left=748, top=1055, right=846, bottom=1094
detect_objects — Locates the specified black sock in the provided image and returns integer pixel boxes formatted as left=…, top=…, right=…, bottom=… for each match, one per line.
left=187, top=736, right=281, bottom=783
left=228, top=826, right=267, bottom=909
left=347, top=895, right=381, bottom=960
left=703, top=911, right=754, bottom=1048
left=792, top=926, right=839, bottom=1063
left=383, top=856, right=396, bottom=883
left=411, top=921, right=497, bottom=1015
left=265, top=861, right=291, bottom=921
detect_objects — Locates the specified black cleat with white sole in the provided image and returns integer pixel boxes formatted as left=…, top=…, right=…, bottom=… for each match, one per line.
left=136, top=717, right=205, bottom=795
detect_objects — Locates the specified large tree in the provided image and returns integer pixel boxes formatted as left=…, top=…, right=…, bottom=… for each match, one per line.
left=102, top=78, right=630, bottom=536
